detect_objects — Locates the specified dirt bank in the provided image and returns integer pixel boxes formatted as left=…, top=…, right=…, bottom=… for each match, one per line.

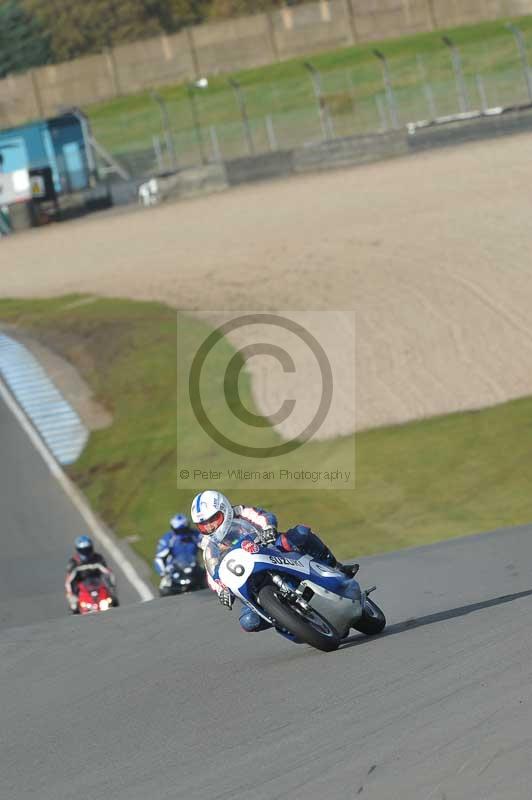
left=3, top=134, right=532, bottom=435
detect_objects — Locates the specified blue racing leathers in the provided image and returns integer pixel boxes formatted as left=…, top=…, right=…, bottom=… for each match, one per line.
left=153, top=528, right=202, bottom=576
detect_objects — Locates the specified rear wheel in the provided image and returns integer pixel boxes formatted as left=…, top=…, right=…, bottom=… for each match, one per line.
left=258, top=584, right=340, bottom=652
left=352, top=598, right=386, bottom=636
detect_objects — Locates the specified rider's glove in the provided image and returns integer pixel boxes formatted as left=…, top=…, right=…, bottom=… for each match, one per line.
left=218, top=587, right=234, bottom=609
left=258, top=526, right=277, bottom=546
left=67, top=595, right=78, bottom=612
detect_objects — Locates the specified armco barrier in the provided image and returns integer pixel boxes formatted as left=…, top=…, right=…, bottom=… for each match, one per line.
left=407, top=105, right=532, bottom=150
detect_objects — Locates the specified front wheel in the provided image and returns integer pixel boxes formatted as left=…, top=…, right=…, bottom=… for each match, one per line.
left=258, top=585, right=340, bottom=652
left=352, top=597, right=386, bottom=636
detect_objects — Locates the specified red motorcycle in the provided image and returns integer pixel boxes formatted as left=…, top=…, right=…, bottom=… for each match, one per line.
left=77, top=575, right=117, bottom=615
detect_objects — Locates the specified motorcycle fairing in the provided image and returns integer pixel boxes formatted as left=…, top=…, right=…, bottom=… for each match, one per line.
left=217, top=544, right=363, bottom=631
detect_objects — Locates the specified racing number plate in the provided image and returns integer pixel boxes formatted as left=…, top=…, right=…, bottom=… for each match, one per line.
left=219, top=549, right=255, bottom=591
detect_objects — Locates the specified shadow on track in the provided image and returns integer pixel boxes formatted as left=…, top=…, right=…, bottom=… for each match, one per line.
left=340, top=588, right=532, bottom=649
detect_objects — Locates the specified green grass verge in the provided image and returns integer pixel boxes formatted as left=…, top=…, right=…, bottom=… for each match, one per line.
left=86, top=15, right=532, bottom=162
left=1, top=295, right=531, bottom=567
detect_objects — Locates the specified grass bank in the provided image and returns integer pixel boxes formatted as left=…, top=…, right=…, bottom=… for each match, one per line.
left=1, top=295, right=531, bottom=565
left=86, top=16, right=532, bottom=163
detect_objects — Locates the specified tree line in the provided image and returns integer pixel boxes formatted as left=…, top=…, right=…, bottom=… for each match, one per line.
left=0, top=0, right=298, bottom=78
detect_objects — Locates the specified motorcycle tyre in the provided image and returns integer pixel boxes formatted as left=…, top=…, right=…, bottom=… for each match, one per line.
left=352, top=598, right=386, bottom=636
left=258, top=585, right=340, bottom=652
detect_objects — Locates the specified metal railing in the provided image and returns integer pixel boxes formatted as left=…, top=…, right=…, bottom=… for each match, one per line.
left=89, top=24, right=532, bottom=179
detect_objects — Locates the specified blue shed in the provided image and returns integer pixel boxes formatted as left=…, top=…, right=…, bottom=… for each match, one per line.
left=0, top=111, right=92, bottom=194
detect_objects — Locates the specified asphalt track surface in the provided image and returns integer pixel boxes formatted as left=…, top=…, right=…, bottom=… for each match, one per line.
left=2, top=519, right=532, bottom=800
left=0, top=393, right=138, bottom=630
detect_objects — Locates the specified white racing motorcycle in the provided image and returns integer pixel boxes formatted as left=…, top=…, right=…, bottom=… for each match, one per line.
left=204, top=519, right=386, bottom=652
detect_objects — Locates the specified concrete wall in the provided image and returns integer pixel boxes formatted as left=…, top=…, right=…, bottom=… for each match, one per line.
left=112, top=32, right=197, bottom=93
left=191, top=14, right=278, bottom=73
left=35, top=53, right=118, bottom=115
left=0, top=72, right=42, bottom=126
left=351, top=0, right=436, bottom=40
left=2, top=0, right=532, bottom=127
left=271, top=1, right=355, bottom=58
left=225, top=150, right=295, bottom=184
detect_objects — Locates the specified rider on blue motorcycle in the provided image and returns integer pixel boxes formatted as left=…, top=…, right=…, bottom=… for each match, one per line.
left=153, top=513, right=202, bottom=584
left=191, top=490, right=358, bottom=633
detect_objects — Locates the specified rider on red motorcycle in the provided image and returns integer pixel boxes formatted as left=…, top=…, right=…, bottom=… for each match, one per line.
left=191, top=490, right=358, bottom=632
left=65, top=535, right=117, bottom=614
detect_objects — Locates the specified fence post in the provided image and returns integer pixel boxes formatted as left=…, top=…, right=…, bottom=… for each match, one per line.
left=150, top=91, right=178, bottom=172
left=185, top=26, right=201, bottom=80
left=442, top=36, right=470, bottom=113
left=152, top=135, right=164, bottom=172
left=187, top=81, right=208, bottom=165
left=304, top=61, right=334, bottom=141
left=209, top=126, right=222, bottom=162
left=416, top=54, right=437, bottom=119
left=375, top=95, right=388, bottom=131
left=505, top=23, right=532, bottom=104
left=475, top=74, right=488, bottom=112
left=265, top=115, right=278, bottom=151
left=373, top=50, right=400, bottom=129
left=229, top=79, right=255, bottom=156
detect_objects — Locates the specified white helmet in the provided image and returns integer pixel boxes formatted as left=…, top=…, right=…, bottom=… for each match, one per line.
left=191, top=490, right=234, bottom=541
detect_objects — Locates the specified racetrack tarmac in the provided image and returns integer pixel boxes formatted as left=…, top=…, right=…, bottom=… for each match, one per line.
left=2, top=524, right=532, bottom=799
left=0, top=392, right=139, bottom=630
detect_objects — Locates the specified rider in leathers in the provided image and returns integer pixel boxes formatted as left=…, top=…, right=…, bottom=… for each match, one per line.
left=153, top=513, right=202, bottom=579
left=65, top=535, right=117, bottom=613
left=191, top=490, right=357, bottom=633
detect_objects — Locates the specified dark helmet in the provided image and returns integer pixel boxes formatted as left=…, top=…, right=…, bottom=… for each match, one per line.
left=75, top=535, right=94, bottom=562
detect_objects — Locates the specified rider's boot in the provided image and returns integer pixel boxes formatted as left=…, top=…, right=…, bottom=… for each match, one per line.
left=322, top=548, right=359, bottom=578
left=284, top=526, right=360, bottom=578
left=320, top=550, right=360, bottom=578
left=324, top=551, right=359, bottom=577
left=337, top=562, right=359, bottom=578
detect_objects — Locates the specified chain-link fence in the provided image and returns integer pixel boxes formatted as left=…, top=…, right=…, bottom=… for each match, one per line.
left=89, top=26, right=532, bottom=179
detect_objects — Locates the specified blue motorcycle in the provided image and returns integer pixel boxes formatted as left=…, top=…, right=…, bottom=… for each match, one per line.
left=158, top=540, right=206, bottom=597
left=204, top=519, right=386, bottom=652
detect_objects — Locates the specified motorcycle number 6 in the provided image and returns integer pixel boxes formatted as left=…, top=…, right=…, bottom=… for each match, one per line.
left=219, top=549, right=254, bottom=591
left=226, top=559, right=245, bottom=577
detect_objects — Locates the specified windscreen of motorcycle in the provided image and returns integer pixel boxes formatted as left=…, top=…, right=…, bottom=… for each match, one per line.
left=203, top=518, right=258, bottom=580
